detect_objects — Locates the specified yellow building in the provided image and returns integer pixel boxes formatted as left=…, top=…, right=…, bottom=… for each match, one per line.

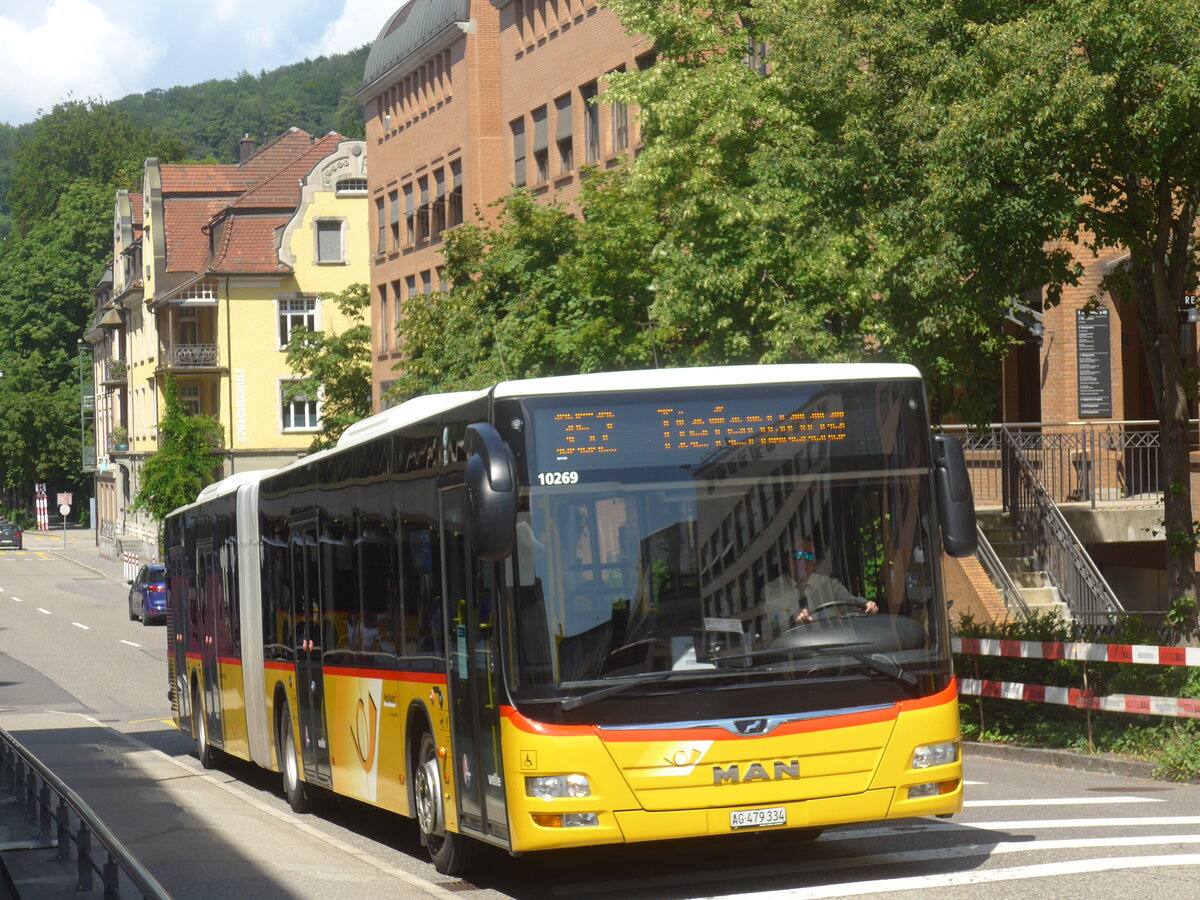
left=103, top=130, right=369, bottom=560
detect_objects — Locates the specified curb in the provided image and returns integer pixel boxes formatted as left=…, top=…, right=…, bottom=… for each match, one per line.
left=964, top=740, right=1160, bottom=780
left=49, top=549, right=126, bottom=586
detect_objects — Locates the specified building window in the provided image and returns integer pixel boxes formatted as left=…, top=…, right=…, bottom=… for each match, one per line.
left=378, top=285, right=389, bottom=353
left=448, top=160, right=463, bottom=227
left=179, top=383, right=201, bottom=417
left=432, top=167, right=446, bottom=237
left=416, top=176, right=430, bottom=242
left=512, top=117, right=527, bottom=187
left=532, top=105, right=549, bottom=182
left=404, top=183, right=415, bottom=244
left=608, top=69, right=628, bottom=153
left=337, top=178, right=368, bottom=195
left=278, top=296, right=316, bottom=348
left=375, top=197, right=385, bottom=254
left=422, top=269, right=433, bottom=295
left=281, top=384, right=320, bottom=431
left=315, top=219, right=345, bottom=263
left=555, top=93, right=573, bottom=174
left=582, top=82, right=600, bottom=163
left=389, top=191, right=400, bottom=250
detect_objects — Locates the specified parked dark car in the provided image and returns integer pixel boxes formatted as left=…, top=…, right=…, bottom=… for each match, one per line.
left=0, top=523, right=22, bottom=550
left=128, top=564, right=167, bottom=624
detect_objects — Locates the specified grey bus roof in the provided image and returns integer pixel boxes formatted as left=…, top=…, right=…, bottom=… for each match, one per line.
left=492, top=363, right=922, bottom=398
left=335, top=389, right=489, bottom=450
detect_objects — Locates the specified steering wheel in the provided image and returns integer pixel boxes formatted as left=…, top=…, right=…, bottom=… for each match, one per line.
left=806, top=599, right=865, bottom=621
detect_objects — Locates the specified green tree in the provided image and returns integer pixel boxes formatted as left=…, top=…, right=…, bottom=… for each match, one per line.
left=392, top=173, right=663, bottom=400
left=284, top=283, right=373, bottom=451
left=6, top=100, right=185, bottom=234
left=602, top=0, right=1200, bottom=629
left=131, top=375, right=224, bottom=529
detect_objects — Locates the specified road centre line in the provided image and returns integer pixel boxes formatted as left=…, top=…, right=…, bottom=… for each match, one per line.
left=36, top=608, right=51, bottom=615
left=710, top=853, right=1200, bottom=899
left=72, top=622, right=90, bottom=630
left=963, top=796, right=1164, bottom=807
left=120, top=640, right=142, bottom=648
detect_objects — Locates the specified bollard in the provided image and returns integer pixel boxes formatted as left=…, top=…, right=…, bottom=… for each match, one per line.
left=39, top=781, right=52, bottom=837
left=56, top=798, right=71, bottom=860
left=77, top=822, right=93, bottom=892
left=102, top=852, right=120, bottom=900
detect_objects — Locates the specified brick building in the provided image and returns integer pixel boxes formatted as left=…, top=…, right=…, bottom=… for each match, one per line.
left=357, top=0, right=648, bottom=410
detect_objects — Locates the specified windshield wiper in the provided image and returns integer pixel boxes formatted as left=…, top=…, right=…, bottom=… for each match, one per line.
left=559, top=671, right=712, bottom=711
left=713, top=642, right=918, bottom=688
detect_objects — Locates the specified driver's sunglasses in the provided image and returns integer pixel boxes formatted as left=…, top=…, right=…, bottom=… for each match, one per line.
left=793, top=550, right=815, bottom=562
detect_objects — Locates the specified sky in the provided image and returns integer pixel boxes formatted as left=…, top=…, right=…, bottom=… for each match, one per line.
left=0, top=0, right=404, bottom=126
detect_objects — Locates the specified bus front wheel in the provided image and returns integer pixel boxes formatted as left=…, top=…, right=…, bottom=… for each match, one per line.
left=415, top=731, right=476, bottom=875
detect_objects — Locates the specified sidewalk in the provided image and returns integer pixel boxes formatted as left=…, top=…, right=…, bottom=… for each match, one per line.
left=23, top=525, right=129, bottom=586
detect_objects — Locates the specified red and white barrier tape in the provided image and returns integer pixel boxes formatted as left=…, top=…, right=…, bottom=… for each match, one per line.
left=958, top=677, right=1200, bottom=719
left=953, top=637, right=1200, bottom=668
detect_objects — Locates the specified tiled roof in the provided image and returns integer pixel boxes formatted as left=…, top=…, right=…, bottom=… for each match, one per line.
left=227, top=132, right=346, bottom=210
left=207, top=215, right=293, bottom=273
left=159, top=129, right=318, bottom=195
left=162, top=199, right=227, bottom=272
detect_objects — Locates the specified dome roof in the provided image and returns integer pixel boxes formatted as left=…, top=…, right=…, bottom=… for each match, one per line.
left=362, top=0, right=471, bottom=89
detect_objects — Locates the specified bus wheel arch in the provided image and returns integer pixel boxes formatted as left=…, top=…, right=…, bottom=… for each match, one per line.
left=408, top=706, right=477, bottom=875
left=190, top=676, right=215, bottom=769
left=276, top=691, right=312, bottom=814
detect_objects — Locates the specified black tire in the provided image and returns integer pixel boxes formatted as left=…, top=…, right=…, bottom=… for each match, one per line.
left=278, top=704, right=312, bottom=813
left=128, top=597, right=138, bottom=621
left=415, top=731, right=477, bottom=875
left=192, top=681, right=215, bottom=769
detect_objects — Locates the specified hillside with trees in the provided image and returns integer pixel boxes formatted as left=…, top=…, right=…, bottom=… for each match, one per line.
left=0, top=45, right=369, bottom=240
left=0, top=46, right=370, bottom=515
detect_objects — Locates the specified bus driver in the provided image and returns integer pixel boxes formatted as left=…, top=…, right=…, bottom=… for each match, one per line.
left=764, top=539, right=878, bottom=634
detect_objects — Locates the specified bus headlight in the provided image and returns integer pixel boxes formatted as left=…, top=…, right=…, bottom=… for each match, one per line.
left=525, top=774, right=591, bottom=799
left=912, top=741, right=958, bottom=769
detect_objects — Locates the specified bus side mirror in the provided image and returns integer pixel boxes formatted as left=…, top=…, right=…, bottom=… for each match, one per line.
left=932, top=434, right=977, bottom=558
left=465, top=423, right=517, bottom=560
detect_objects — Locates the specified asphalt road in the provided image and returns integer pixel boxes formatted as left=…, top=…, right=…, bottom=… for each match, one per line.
left=2, top=530, right=1199, bottom=899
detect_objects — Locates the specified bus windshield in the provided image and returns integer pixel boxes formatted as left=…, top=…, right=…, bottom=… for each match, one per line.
left=496, top=379, right=950, bottom=723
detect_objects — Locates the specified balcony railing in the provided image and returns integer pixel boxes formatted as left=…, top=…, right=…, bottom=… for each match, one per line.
left=160, top=343, right=219, bottom=368
left=102, top=359, right=127, bottom=383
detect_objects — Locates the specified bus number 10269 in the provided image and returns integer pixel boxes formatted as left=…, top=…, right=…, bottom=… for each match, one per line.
left=537, top=471, right=579, bottom=486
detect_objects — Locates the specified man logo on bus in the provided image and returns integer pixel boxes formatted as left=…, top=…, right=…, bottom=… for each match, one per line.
left=351, top=692, right=378, bottom=772
left=712, top=759, right=800, bottom=784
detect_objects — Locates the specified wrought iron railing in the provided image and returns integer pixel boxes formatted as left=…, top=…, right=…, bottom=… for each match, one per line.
left=1000, top=427, right=1125, bottom=627
left=161, top=343, right=219, bottom=368
left=944, top=420, right=1167, bottom=509
left=1, top=727, right=169, bottom=899
left=972, top=524, right=1031, bottom=619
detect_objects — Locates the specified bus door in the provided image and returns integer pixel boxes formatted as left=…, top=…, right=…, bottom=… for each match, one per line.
left=290, top=518, right=331, bottom=785
left=441, top=487, right=509, bottom=843
left=196, top=541, right=223, bottom=746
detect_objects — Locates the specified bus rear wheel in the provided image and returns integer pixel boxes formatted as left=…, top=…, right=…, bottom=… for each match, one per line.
left=278, top=705, right=312, bottom=813
left=191, top=682, right=215, bottom=769
left=415, top=731, right=476, bottom=875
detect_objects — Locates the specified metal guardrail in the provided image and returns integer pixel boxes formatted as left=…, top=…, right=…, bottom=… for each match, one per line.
left=943, top=420, right=1167, bottom=508
left=1000, top=427, right=1125, bottom=627
left=0, top=727, right=169, bottom=899
left=973, top=524, right=1031, bottom=619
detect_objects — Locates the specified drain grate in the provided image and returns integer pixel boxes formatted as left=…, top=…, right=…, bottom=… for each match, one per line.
left=438, top=881, right=482, bottom=892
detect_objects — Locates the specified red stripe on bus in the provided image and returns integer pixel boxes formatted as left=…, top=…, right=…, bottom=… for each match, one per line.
left=218, top=656, right=242, bottom=667
left=323, top=665, right=447, bottom=685
left=264, top=660, right=293, bottom=672
left=501, top=681, right=957, bottom=741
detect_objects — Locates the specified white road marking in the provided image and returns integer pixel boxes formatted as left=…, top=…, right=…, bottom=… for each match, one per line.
left=840, top=816, right=1200, bottom=841
left=72, top=622, right=90, bottom=630
left=36, top=607, right=51, bottom=615
left=11, top=596, right=20, bottom=602
left=709, top=854, right=1200, bottom=899
left=964, top=795, right=1164, bottom=807
left=120, top=640, right=142, bottom=648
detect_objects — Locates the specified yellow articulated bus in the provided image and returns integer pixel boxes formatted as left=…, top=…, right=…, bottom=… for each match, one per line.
left=164, top=364, right=976, bottom=875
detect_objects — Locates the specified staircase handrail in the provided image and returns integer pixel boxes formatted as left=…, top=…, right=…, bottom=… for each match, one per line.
left=1000, top=426, right=1125, bottom=626
left=973, top=524, right=1031, bottom=619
